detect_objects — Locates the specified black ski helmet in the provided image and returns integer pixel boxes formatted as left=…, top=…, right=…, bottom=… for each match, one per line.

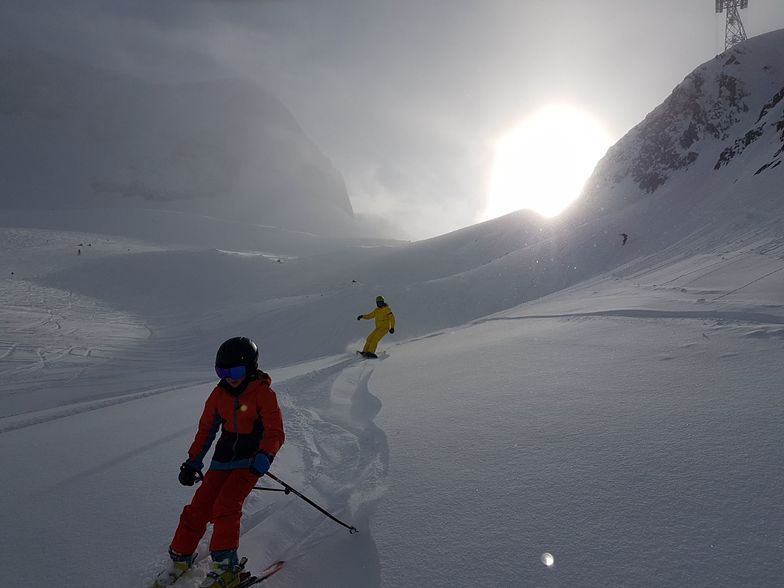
left=215, top=337, right=259, bottom=370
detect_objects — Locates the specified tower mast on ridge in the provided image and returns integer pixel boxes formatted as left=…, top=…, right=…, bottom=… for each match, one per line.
left=715, top=0, right=748, bottom=50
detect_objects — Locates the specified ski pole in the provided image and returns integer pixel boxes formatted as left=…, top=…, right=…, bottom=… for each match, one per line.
left=197, top=469, right=358, bottom=533
left=252, top=485, right=288, bottom=493
left=260, top=472, right=359, bottom=534
left=196, top=472, right=298, bottom=494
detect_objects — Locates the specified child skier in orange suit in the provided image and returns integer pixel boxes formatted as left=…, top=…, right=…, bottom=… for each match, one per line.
left=152, top=337, right=285, bottom=588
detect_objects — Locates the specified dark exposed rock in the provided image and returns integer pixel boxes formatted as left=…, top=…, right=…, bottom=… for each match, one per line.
left=581, top=33, right=784, bottom=210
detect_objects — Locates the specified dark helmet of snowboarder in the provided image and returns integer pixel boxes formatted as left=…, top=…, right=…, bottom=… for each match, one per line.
left=376, top=295, right=385, bottom=307
left=215, top=337, right=258, bottom=370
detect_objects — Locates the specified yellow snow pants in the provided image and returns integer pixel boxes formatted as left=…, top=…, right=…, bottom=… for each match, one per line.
left=362, top=327, right=388, bottom=354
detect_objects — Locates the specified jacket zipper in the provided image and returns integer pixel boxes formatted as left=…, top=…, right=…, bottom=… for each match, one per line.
left=230, top=395, right=240, bottom=462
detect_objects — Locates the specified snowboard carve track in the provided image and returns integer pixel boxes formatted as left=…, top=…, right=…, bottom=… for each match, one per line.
left=238, top=355, right=388, bottom=567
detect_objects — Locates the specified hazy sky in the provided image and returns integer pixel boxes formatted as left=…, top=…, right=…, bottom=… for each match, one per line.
left=3, top=1, right=784, bottom=239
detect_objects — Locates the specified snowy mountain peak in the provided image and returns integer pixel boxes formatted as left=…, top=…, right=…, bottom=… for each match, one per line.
left=583, top=28, right=784, bottom=211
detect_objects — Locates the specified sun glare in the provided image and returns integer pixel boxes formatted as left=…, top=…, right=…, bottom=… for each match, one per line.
left=483, top=104, right=614, bottom=220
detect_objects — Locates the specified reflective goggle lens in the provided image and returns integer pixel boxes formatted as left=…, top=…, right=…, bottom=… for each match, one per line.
left=216, top=365, right=247, bottom=380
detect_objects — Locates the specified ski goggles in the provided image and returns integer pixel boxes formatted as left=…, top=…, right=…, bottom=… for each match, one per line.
left=215, top=365, right=247, bottom=380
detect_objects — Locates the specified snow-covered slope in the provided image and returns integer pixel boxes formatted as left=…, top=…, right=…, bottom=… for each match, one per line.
left=2, top=228, right=783, bottom=587
left=1, top=30, right=783, bottom=588
left=6, top=28, right=782, bottom=410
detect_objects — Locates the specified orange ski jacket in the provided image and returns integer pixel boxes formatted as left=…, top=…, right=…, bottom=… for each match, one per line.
left=187, top=371, right=285, bottom=471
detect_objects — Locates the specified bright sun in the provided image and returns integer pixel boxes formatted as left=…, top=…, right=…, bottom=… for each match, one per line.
left=483, top=104, right=614, bottom=220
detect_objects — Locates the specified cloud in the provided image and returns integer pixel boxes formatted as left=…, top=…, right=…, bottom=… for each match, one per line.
left=5, top=1, right=784, bottom=239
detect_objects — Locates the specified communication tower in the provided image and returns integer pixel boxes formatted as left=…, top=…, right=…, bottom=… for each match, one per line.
left=715, top=0, right=748, bottom=50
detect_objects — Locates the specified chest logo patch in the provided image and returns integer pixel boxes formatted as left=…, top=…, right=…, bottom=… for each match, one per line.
left=240, top=404, right=248, bottom=412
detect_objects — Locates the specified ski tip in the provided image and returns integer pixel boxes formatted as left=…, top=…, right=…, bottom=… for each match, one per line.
left=259, top=560, right=285, bottom=576
left=239, top=561, right=285, bottom=587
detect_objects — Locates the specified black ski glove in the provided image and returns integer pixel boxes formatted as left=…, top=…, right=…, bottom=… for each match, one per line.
left=389, top=328, right=395, bottom=334
left=356, top=315, right=363, bottom=320
left=178, top=462, right=200, bottom=486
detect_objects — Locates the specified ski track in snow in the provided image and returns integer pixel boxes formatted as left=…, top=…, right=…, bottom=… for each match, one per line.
left=473, top=308, right=784, bottom=326
left=0, top=277, right=153, bottom=415
left=267, top=355, right=388, bottom=558
left=0, top=380, right=207, bottom=434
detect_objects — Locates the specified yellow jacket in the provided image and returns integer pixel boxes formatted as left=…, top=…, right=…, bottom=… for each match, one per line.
left=361, top=305, right=395, bottom=330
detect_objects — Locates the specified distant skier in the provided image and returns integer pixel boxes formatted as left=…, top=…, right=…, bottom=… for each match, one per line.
left=356, top=295, right=396, bottom=358
left=621, top=233, right=628, bottom=246
left=152, top=337, right=285, bottom=588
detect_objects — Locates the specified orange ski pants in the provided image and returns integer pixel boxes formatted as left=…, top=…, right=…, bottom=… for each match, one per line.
left=362, top=327, right=388, bottom=354
left=170, top=469, right=258, bottom=555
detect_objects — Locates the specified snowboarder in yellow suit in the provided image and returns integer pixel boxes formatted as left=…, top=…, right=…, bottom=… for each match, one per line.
left=357, top=296, right=395, bottom=357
